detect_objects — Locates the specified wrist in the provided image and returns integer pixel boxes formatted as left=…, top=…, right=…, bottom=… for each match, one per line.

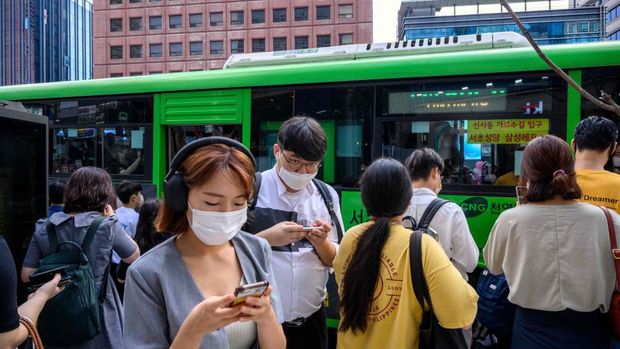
left=256, top=307, right=277, bottom=327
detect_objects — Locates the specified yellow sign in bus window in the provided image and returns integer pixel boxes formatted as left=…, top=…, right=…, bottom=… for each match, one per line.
left=468, top=118, right=549, bottom=144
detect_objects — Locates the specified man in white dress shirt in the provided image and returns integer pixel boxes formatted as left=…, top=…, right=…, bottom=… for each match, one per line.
left=245, top=116, right=343, bottom=349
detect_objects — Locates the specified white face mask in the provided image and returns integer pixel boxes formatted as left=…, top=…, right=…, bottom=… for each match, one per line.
left=614, top=156, right=620, bottom=168
left=136, top=193, right=144, bottom=207
left=187, top=203, right=247, bottom=246
left=278, top=166, right=317, bottom=191
left=277, top=154, right=317, bottom=190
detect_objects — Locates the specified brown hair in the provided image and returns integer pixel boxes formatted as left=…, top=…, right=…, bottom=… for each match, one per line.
left=520, top=135, right=581, bottom=202
left=64, top=167, right=114, bottom=214
left=156, top=144, right=255, bottom=234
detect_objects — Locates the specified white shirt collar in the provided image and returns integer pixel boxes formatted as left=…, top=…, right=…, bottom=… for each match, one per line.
left=412, top=187, right=438, bottom=197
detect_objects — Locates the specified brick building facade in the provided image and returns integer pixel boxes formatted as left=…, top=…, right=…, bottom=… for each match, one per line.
left=93, top=0, right=372, bottom=78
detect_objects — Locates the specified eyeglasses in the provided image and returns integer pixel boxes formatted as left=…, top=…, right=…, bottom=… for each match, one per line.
left=280, top=151, right=322, bottom=172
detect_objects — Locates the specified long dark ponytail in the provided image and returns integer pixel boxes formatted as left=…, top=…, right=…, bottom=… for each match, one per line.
left=339, top=158, right=413, bottom=333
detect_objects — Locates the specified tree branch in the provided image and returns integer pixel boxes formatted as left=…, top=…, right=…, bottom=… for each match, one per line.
left=499, top=0, right=620, bottom=116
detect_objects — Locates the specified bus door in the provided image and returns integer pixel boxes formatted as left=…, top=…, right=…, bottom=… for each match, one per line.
left=167, top=124, right=242, bottom=164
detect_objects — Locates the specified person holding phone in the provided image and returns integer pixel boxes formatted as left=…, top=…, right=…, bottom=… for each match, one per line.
left=123, top=137, right=285, bottom=349
left=484, top=135, right=620, bottom=348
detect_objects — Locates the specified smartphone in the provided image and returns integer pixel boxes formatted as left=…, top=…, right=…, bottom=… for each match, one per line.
left=29, top=266, right=71, bottom=289
left=515, top=186, right=528, bottom=205
left=231, top=281, right=269, bottom=306
left=302, top=226, right=315, bottom=232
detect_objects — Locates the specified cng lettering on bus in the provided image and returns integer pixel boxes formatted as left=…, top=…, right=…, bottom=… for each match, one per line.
left=460, top=197, right=489, bottom=218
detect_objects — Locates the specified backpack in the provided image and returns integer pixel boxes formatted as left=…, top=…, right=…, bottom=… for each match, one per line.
left=35, top=216, right=110, bottom=346
left=402, top=198, right=449, bottom=237
left=250, top=172, right=343, bottom=241
left=475, top=269, right=516, bottom=337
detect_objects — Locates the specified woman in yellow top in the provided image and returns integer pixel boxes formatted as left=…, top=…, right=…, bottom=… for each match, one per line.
left=333, top=158, right=478, bottom=349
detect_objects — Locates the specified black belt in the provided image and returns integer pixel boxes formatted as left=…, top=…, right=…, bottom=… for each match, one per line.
left=282, top=317, right=307, bottom=328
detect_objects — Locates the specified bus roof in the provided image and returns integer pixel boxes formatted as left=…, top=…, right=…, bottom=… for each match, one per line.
left=1, top=40, right=619, bottom=101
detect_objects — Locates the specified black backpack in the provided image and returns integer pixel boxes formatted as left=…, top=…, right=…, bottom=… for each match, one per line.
left=249, top=172, right=343, bottom=241
left=402, top=198, right=449, bottom=237
left=35, top=216, right=110, bottom=346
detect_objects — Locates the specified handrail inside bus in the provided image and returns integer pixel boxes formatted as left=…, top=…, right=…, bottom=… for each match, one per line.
left=223, top=32, right=529, bottom=69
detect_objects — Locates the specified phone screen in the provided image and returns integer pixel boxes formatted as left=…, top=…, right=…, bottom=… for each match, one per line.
left=231, top=281, right=269, bottom=306
left=515, top=186, right=528, bottom=205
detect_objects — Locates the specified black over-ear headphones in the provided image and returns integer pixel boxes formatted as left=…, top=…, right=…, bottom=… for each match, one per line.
left=163, top=136, right=257, bottom=213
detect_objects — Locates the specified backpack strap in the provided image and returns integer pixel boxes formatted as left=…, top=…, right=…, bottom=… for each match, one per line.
left=601, top=206, right=620, bottom=289
left=410, top=230, right=431, bottom=309
left=46, top=221, right=59, bottom=252
left=249, top=172, right=262, bottom=211
left=81, top=216, right=105, bottom=250
left=312, top=178, right=343, bottom=242
left=417, top=198, right=449, bottom=230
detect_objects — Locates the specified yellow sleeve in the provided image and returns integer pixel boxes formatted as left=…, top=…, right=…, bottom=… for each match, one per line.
left=422, top=234, right=478, bottom=329
left=333, top=228, right=358, bottom=291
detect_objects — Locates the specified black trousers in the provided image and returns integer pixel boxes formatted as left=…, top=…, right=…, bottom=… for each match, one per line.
left=283, top=306, right=328, bottom=349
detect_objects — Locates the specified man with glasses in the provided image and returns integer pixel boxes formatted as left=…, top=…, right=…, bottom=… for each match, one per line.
left=246, top=116, right=343, bottom=349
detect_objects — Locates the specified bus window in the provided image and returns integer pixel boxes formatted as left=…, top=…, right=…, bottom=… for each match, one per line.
left=380, top=119, right=544, bottom=187
left=51, top=128, right=97, bottom=174
left=103, top=127, right=146, bottom=176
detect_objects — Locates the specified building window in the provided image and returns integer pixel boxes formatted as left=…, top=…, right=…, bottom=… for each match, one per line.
left=273, top=8, right=286, bottom=23
left=231, top=39, right=244, bottom=54
left=110, top=18, right=122, bottom=32
left=273, top=37, right=287, bottom=51
left=130, top=72, right=142, bottom=76
left=338, top=4, right=353, bottom=19
left=190, top=41, right=203, bottom=56
left=130, top=17, right=142, bottom=31
left=169, top=42, right=182, bottom=56
left=295, top=36, right=309, bottom=49
left=149, top=43, right=162, bottom=57
left=295, top=7, right=308, bottom=21
left=339, top=33, right=353, bottom=45
left=110, top=73, right=123, bottom=77
left=579, top=21, right=590, bottom=32
left=150, top=71, right=162, bottom=75
left=110, top=46, right=123, bottom=59
left=129, top=0, right=141, bottom=3
left=210, top=41, right=224, bottom=55
left=566, top=21, right=577, bottom=34
left=252, top=9, right=265, bottom=24
left=210, top=12, right=223, bottom=26
left=110, top=0, right=122, bottom=5
left=149, top=16, right=162, bottom=30
left=169, top=15, right=182, bottom=29
left=316, top=6, right=330, bottom=20
left=591, top=20, right=600, bottom=33
left=317, top=35, right=331, bottom=47
left=189, top=13, right=203, bottom=28
left=231, top=11, right=244, bottom=25
left=130, top=45, right=143, bottom=58
left=252, top=38, right=265, bottom=52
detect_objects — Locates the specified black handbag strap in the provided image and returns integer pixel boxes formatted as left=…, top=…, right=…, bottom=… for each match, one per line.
left=410, top=230, right=432, bottom=309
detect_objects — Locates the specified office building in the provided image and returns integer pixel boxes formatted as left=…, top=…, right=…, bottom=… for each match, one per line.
left=398, top=0, right=604, bottom=45
left=0, top=0, right=93, bottom=86
left=93, top=0, right=373, bottom=78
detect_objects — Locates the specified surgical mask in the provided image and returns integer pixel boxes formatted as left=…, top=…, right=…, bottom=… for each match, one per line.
left=187, top=203, right=247, bottom=245
left=277, top=154, right=317, bottom=190
left=135, top=193, right=144, bottom=207
left=614, top=156, right=620, bottom=168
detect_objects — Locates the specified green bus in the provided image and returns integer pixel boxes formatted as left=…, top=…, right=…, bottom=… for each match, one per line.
left=1, top=31, right=619, bottom=280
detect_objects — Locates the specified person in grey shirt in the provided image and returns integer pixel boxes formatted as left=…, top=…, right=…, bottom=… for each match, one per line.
left=124, top=137, right=285, bottom=349
left=22, top=167, right=140, bottom=349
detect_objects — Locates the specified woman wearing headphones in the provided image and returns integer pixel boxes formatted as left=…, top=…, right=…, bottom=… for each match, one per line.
left=123, top=137, right=285, bottom=349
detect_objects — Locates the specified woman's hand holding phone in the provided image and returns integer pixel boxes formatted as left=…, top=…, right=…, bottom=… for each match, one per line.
left=181, top=294, right=242, bottom=339
left=238, top=286, right=277, bottom=325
